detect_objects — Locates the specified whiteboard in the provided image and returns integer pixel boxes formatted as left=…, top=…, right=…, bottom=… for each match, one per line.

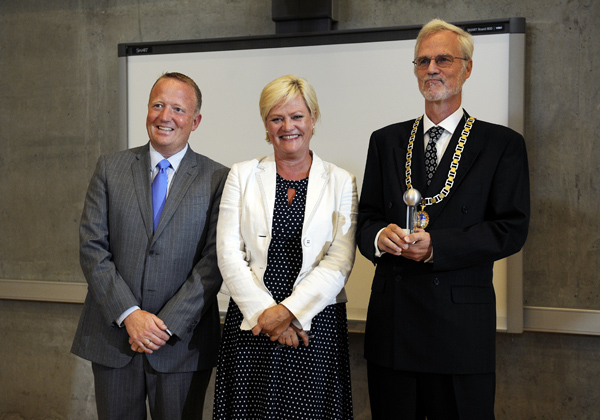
left=119, top=19, right=525, bottom=331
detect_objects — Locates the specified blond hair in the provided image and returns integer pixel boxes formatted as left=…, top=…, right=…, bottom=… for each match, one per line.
left=259, top=75, right=320, bottom=142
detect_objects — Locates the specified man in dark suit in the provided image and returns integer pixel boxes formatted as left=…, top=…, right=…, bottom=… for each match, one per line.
left=357, top=19, right=530, bottom=420
left=71, top=72, right=228, bottom=420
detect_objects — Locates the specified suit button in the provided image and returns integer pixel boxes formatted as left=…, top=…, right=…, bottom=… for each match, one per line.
left=395, top=275, right=401, bottom=283
left=461, top=206, right=468, bottom=214
left=388, top=202, right=393, bottom=209
left=303, top=237, right=312, bottom=247
left=433, top=278, right=440, bottom=286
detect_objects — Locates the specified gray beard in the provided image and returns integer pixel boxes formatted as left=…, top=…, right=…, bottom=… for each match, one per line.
left=420, top=81, right=463, bottom=102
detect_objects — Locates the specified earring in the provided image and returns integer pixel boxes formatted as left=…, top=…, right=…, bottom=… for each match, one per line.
left=312, top=126, right=315, bottom=135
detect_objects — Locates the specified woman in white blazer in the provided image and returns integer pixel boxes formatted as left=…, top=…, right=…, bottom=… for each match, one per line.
left=213, top=75, right=357, bottom=420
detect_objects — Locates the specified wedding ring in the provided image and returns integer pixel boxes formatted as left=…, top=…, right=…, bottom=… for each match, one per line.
left=146, top=340, right=152, bottom=346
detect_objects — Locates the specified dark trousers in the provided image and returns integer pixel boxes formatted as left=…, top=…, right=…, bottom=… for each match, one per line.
left=367, top=362, right=495, bottom=420
left=92, top=354, right=212, bottom=420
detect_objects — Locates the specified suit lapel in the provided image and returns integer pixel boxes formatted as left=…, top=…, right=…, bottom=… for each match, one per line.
left=425, top=111, right=482, bottom=224
left=255, top=153, right=328, bottom=233
left=394, top=120, right=427, bottom=196
left=132, top=145, right=154, bottom=239
left=256, top=155, right=276, bottom=235
left=153, top=147, right=198, bottom=238
left=304, top=153, right=328, bottom=228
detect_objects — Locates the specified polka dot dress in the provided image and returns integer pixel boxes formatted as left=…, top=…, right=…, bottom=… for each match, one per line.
left=213, top=174, right=354, bottom=420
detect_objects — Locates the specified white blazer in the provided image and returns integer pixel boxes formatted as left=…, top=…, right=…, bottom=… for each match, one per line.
left=217, top=152, right=358, bottom=331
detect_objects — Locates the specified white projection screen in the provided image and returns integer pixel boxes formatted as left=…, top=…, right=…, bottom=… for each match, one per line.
left=118, top=18, right=526, bottom=332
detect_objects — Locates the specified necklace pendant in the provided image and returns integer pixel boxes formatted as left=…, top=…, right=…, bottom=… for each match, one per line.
left=415, top=203, right=430, bottom=229
left=405, top=116, right=476, bottom=224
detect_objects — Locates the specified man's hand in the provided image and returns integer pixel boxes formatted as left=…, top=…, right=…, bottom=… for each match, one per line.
left=124, top=309, right=170, bottom=354
left=378, top=225, right=433, bottom=261
left=377, top=223, right=411, bottom=255
left=401, top=228, right=433, bottom=262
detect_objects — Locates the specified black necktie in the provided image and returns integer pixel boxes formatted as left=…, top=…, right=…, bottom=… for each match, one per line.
left=425, top=126, right=444, bottom=185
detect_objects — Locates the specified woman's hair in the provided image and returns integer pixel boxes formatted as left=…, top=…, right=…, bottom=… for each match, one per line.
left=414, top=19, right=474, bottom=68
left=259, top=75, right=320, bottom=142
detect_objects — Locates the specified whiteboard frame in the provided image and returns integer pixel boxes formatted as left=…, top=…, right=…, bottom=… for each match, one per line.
left=118, top=18, right=525, bottom=332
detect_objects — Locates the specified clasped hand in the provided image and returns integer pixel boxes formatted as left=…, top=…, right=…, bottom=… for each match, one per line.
left=252, top=304, right=310, bottom=348
left=124, top=309, right=170, bottom=354
left=377, top=224, right=432, bottom=261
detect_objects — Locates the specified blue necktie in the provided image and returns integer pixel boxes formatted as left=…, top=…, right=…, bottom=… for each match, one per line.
left=152, top=159, right=170, bottom=232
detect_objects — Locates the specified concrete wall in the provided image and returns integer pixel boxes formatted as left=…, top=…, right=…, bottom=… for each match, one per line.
left=1, top=0, right=599, bottom=419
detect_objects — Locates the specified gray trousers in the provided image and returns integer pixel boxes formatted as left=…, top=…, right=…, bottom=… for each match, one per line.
left=92, top=354, right=211, bottom=420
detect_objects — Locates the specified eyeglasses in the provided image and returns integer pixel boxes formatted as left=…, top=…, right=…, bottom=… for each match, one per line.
left=412, top=54, right=468, bottom=70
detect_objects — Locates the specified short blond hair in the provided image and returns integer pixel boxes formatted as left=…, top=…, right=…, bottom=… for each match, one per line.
left=415, top=19, right=474, bottom=69
left=259, top=75, right=320, bottom=142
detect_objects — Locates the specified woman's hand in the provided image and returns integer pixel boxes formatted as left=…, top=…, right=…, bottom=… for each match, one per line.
left=252, top=304, right=295, bottom=341
left=276, top=325, right=310, bottom=348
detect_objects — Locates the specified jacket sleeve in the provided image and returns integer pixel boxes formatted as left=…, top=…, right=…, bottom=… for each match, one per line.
left=216, top=163, right=278, bottom=329
left=79, top=155, right=140, bottom=325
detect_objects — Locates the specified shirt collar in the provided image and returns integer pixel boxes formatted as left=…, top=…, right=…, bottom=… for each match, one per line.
left=149, top=143, right=188, bottom=172
left=422, top=107, right=465, bottom=135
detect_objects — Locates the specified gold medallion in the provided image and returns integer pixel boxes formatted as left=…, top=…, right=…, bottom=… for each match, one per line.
left=415, top=203, right=430, bottom=229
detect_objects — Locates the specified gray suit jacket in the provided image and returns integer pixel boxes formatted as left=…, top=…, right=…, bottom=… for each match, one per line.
left=71, top=144, right=228, bottom=373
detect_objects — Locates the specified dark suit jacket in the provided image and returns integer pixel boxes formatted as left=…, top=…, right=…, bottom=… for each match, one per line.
left=71, top=144, right=228, bottom=373
left=357, top=111, right=530, bottom=375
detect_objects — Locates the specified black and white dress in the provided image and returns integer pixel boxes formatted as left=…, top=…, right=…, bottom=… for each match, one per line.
left=213, top=174, right=353, bottom=420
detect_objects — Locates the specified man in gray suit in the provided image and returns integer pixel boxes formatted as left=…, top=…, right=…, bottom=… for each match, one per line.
left=71, top=72, right=228, bottom=420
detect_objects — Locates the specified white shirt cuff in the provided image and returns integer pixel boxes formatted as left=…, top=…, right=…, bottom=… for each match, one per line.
left=116, top=306, right=172, bottom=336
left=374, top=228, right=386, bottom=257
left=116, top=306, right=140, bottom=327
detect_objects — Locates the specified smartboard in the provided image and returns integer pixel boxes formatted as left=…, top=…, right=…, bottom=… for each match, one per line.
left=119, top=18, right=526, bottom=332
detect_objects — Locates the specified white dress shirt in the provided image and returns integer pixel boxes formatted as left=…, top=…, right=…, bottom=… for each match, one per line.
left=421, top=107, right=465, bottom=165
